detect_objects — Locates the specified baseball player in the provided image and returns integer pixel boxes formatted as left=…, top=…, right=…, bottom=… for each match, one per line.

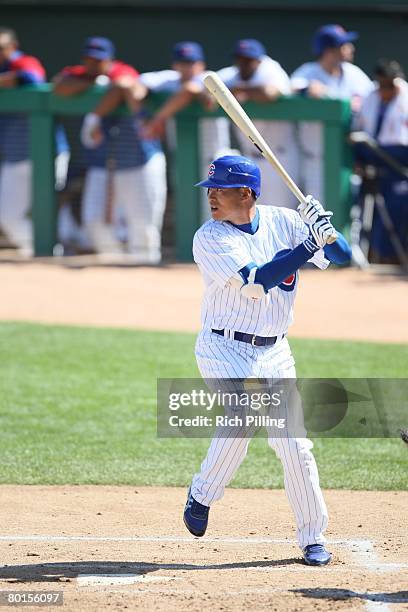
left=183, top=154, right=351, bottom=566
left=140, top=41, right=208, bottom=140
left=291, top=24, right=373, bottom=201
left=216, top=39, right=298, bottom=209
left=353, top=59, right=408, bottom=262
left=140, top=41, right=231, bottom=223
left=0, top=27, right=46, bottom=254
left=54, top=37, right=166, bottom=262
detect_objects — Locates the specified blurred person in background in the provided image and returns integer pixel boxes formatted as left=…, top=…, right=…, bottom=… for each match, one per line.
left=0, top=27, right=50, bottom=255
left=291, top=24, right=373, bottom=201
left=213, top=39, right=297, bottom=209
left=352, top=59, right=408, bottom=263
left=54, top=37, right=165, bottom=263
left=141, top=41, right=208, bottom=140
left=140, top=41, right=231, bottom=223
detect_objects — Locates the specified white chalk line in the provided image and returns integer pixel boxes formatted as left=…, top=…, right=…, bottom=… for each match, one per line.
left=1, top=534, right=405, bottom=606
left=73, top=538, right=405, bottom=609
left=347, top=539, right=405, bottom=612
left=0, top=535, right=296, bottom=543
left=1, top=534, right=406, bottom=568
left=0, top=535, right=379, bottom=545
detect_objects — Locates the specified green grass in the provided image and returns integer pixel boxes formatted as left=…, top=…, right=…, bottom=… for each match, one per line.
left=0, top=322, right=407, bottom=489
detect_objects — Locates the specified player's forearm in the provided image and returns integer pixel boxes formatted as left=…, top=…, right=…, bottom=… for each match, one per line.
left=0, top=72, right=18, bottom=88
left=94, top=81, right=147, bottom=116
left=93, top=86, right=125, bottom=117
left=53, top=77, right=94, bottom=96
left=232, top=85, right=282, bottom=103
left=239, top=239, right=319, bottom=293
left=323, top=232, right=351, bottom=264
left=125, top=81, right=148, bottom=107
left=155, top=88, right=195, bottom=122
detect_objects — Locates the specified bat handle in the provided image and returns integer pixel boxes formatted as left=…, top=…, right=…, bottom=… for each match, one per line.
left=308, top=212, right=338, bottom=245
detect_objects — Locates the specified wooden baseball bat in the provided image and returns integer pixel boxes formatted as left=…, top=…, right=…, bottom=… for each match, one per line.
left=203, top=71, right=337, bottom=243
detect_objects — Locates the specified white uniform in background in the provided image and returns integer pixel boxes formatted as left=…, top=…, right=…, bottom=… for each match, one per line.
left=191, top=204, right=330, bottom=549
left=291, top=61, right=373, bottom=200
left=355, top=78, right=408, bottom=144
left=217, top=57, right=299, bottom=209
left=75, top=58, right=166, bottom=262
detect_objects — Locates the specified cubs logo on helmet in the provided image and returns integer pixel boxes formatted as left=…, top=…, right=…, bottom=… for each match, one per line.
left=273, top=249, right=297, bottom=292
left=208, top=163, right=215, bottom=177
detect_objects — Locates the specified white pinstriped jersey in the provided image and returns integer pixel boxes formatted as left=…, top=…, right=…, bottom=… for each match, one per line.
left=193, top=205, right=329, bottom=336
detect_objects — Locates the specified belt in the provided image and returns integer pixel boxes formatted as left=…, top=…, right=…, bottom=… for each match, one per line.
left=212, top=328, right=280, bottom=347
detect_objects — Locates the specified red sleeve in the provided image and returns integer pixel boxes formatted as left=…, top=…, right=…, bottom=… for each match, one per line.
left=10, top=55, right=46, bottom=80
left=60, top=65, right=88, bottom=78
left=109, top=61, right=139, bottom=82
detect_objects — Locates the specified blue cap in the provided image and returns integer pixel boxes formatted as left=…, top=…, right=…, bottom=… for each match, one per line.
left=234, top=39, right=265, bottom=60
left=173, top=41, right=204, bottom=62
left=82, top=37, right=115, bottom=60
left=313, top=24, right=358, bottom=56
left=195, top=155, right=261, bottom=198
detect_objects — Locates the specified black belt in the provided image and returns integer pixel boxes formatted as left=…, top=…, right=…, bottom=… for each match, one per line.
left=212, top=328, right=279, bottom=347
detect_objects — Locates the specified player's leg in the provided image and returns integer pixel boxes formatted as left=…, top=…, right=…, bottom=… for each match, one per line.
left=190, top=332, right=257, bottom=506
left=262, top=338, right=329, bottom=550
left=298, top=122, right=324, bottom=202
left=118, top=152, right=167, bottom=263
left=191, top=424, right=252, bottom=506
left=81, top=166, right=122, bottom=254
left=0, top=160, right=32, bottom=254
left=268, top=434, right=329, bottom=549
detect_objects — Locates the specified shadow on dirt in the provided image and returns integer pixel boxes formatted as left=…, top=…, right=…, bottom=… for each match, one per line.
left=292, top=588, right=408, bottom=604
left=0, top=557, right=303, bottom=583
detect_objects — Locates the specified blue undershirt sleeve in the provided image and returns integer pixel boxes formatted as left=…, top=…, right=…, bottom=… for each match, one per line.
left=239, top=233, right=351, bottom=294
left=323, top=232, right=351, bottom=264
left=239, top=240, right=319, bottom=292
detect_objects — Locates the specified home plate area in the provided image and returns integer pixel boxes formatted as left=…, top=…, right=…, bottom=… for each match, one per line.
left=0, top=487, right=406, bottom=611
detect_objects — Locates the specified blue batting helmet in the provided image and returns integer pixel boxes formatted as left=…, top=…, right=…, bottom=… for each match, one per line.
left=195, top=155, right=261, bottom=198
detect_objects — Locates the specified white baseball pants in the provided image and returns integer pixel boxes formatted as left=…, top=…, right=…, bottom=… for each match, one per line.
left=192, top=330, right=329, bottom=549
left=236, top=121, right=300, bottom=210
left=0, top=160, right=32, bottom=252
left=297, top=122, right=324, bottom=202
left=82, top=152, right=167, bottom=261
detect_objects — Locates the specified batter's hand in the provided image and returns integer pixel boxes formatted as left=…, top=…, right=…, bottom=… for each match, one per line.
left=309, top=216, right=337, bottom=248
left=298, top=195, right=333, bottom=225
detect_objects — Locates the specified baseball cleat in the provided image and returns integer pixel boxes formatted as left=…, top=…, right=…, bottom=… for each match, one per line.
left=303, top=544, right=332, bottom=566
left=183, top=488, right=209, bottom=537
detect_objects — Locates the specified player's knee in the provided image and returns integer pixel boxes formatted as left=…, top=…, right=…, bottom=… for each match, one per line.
left=268, top=436, right=314, bottom=456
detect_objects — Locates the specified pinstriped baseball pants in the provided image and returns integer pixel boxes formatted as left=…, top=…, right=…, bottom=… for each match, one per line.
left=191, top=329, right=329, bottom=549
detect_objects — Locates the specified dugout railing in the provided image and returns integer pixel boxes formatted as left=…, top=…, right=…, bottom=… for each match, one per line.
left=0, top=85, right=352, bottom=260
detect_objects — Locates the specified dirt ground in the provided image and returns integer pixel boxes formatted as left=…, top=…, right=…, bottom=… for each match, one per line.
left=1, top=261, right=407, bottom=610
left=0, top=260, right=407, bottom=342
left=0, top=487, right=406, bottom=611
